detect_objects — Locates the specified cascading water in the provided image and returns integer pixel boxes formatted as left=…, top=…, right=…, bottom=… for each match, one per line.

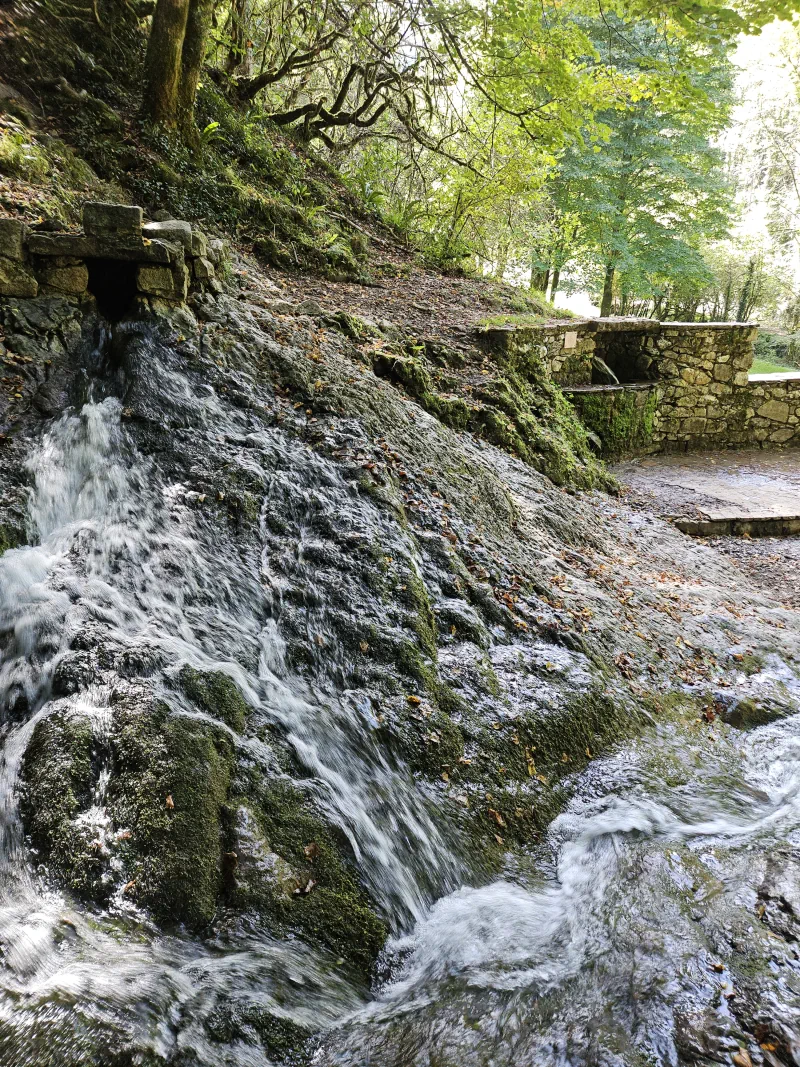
left=2, top=313, right=800, bottom=1066
left=0, top=320, right=460, bottom=1063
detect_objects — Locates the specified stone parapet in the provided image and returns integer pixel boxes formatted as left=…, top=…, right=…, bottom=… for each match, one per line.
left=479, top=317, right=773, bottom=457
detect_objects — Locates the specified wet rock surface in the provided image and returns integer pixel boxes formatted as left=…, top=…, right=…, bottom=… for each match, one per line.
left=2, top=268, right=800, bottom=1064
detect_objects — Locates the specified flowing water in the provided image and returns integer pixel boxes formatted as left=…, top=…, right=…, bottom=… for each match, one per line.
left=1, top=320, right=799, bottom=1065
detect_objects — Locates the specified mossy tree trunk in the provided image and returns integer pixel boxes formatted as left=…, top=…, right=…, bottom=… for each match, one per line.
left=143, top=0, right=212, bottom=140
left=600, top=262, right=615, bottom=318
left=549, top=267, right=561, bottom=301
left=176, top=0, right=216, bottom=144
left=142, top=0, right=191, bottom=127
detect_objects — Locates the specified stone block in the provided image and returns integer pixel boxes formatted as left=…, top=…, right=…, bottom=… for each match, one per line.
left=713, top=363, right=733, bottom=382
left=682, top=417, right=707, bottom=434
left=0, top=218, right=28, bottom=260
left=173, top=260, right=190, bottom=301
left=771, top=427, right=796, bottom=443
left=137, top=264, right=177, bottom=297
left=83, top=201, right=142, bottom=237
left=0, top=256, right=38, bottom=297
left=733, top=372, right=749, bottom=386
left=757, top=398, right=790, bottom=423
left=38, top=262, right=88, bottom=295
left=190, top=230, right=208, bottom=257
left=192, top=256, right=215, bottom=282
left=143, top=220, right=192, bottom=251
left=28, top=233, right=173, bottom=264
left=208, top=238, right=227, bottom=266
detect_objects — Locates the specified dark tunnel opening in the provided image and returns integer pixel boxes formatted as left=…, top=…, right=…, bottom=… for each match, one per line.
left=86, top=258, right=138, bottom=321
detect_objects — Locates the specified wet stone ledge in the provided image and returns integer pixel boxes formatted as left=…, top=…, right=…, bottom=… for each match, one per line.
left=0, top=203, right=228, bottom=307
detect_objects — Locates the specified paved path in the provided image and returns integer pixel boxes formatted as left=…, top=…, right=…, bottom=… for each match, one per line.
left=616, top=448, right=800, bottom=605
left=614, top=449, right=800, bottom=522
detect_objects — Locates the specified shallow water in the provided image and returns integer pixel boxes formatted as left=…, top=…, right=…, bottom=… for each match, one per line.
left=1, top=321, right=799, bottom=1065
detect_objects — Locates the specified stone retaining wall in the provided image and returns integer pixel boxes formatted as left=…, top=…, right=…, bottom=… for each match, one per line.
left=649, top=323, right=757, bottom=451
left=480, top=318, right=793, bottom=456
left=0, top=202, right=227, bottom=308
left=745, top=372, right=800, bottom=447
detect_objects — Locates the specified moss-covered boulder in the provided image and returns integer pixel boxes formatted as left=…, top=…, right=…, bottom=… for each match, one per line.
left=19, top=710, right=107, bottom=898
left=229, top=782, right=387, bottom=977
left=179, top=665, right=250, bottom=732
left=107, top=695, right=236, bottom=927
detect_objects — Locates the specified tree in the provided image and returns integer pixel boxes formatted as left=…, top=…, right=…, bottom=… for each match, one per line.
left=532, top=16, right=734, bottom=316
left=142, top=0, right=191, bottom=128
left=142, top=0, right=215, bottom=140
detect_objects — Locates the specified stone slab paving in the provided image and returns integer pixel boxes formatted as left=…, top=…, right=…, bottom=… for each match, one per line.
left=614, top=448, right=800, bottom=535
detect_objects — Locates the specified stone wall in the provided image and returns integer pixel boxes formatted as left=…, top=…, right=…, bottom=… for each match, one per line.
left=746, top=372, right=800, bottom=447
left=649, top=323, right=757, bottom=451
left=480, top=320, right=597, bottom=385
left=479, top=318, right=798, bottom=457
left=565, top=383, right=660, bottom=458
left=0, top=202, right=227, bottom=308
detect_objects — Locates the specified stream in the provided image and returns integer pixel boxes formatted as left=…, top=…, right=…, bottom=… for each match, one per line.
left=1, top=320, right=799, bottom=1065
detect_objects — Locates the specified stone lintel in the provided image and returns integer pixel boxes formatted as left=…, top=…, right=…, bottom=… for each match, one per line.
left=143, top=220, right=192, bottom=251
left=28, top=233, right=173, bottom=264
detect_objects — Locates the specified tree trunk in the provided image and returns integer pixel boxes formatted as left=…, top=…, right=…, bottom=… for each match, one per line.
left=549, top=268, right=560, bottom=302
left=225, top=0, right=248, bottom=73
left=142, top=0, right=191, bottom=126
left=600, top=263, right=615, bottom=317
left=736, top=258, right=756, bottom=323
left=530, top=264, right=549, bottom=293
left=176, top=0, right=215, bottom=142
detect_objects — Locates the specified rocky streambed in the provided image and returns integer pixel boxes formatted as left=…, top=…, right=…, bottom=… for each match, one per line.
left=1, top=277, right=800, bottom=1065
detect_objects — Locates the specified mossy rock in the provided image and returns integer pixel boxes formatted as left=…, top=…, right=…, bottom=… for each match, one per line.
left=235, top=781, right=387, bottom=976
left=19, top=710, right=107, bottom=898
left=0, top=521, right=25, bottom=555
left=721, top=695, right=793, bottom=730
left=107, top=696, right=235, bottom=927
left=179, top=665, right=250, bottom=732
left=205, top=999, right=313, bottom=1061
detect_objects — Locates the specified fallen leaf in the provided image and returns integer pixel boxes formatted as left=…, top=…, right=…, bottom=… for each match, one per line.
left=165, top=794, right=174, bottom=810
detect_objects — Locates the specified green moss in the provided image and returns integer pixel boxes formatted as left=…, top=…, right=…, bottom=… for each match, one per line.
left=520, top=689, right=642, bottom=772
left=399, top=569, right=439, bottom=661
left=108, top=699, right=235, bottom=927
left=395, top=702, right=465, bottom=775
left=570, top=386, right=658, bottom=459
left=244, top=782, right=387, bottom=975
left=179, top=666, right=250, bottom=732
left=476, top=305, right=577, bottom=329
left=205, top=999, right=313, bottom=1060
left=0, top=522, right=25, bottom=555
left=331, top=310, right=380, bottom=341
left=19, top=711, right=105, bottom=897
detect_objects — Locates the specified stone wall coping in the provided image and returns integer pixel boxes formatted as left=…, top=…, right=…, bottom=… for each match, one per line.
left=562, top=382, right=657, bottom=394
left=659, top=321, right=756, bottom=329
left=748, top=371, right=800, bottom=382
left=587, top=318, right=660, bottom=333
left=480, top=317, right=757, bottom=337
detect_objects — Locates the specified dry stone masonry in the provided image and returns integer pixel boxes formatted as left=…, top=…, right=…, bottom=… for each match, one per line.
left=0, top=202, right=227, bottom=311
left=482, top=317, right=800, bottom=456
